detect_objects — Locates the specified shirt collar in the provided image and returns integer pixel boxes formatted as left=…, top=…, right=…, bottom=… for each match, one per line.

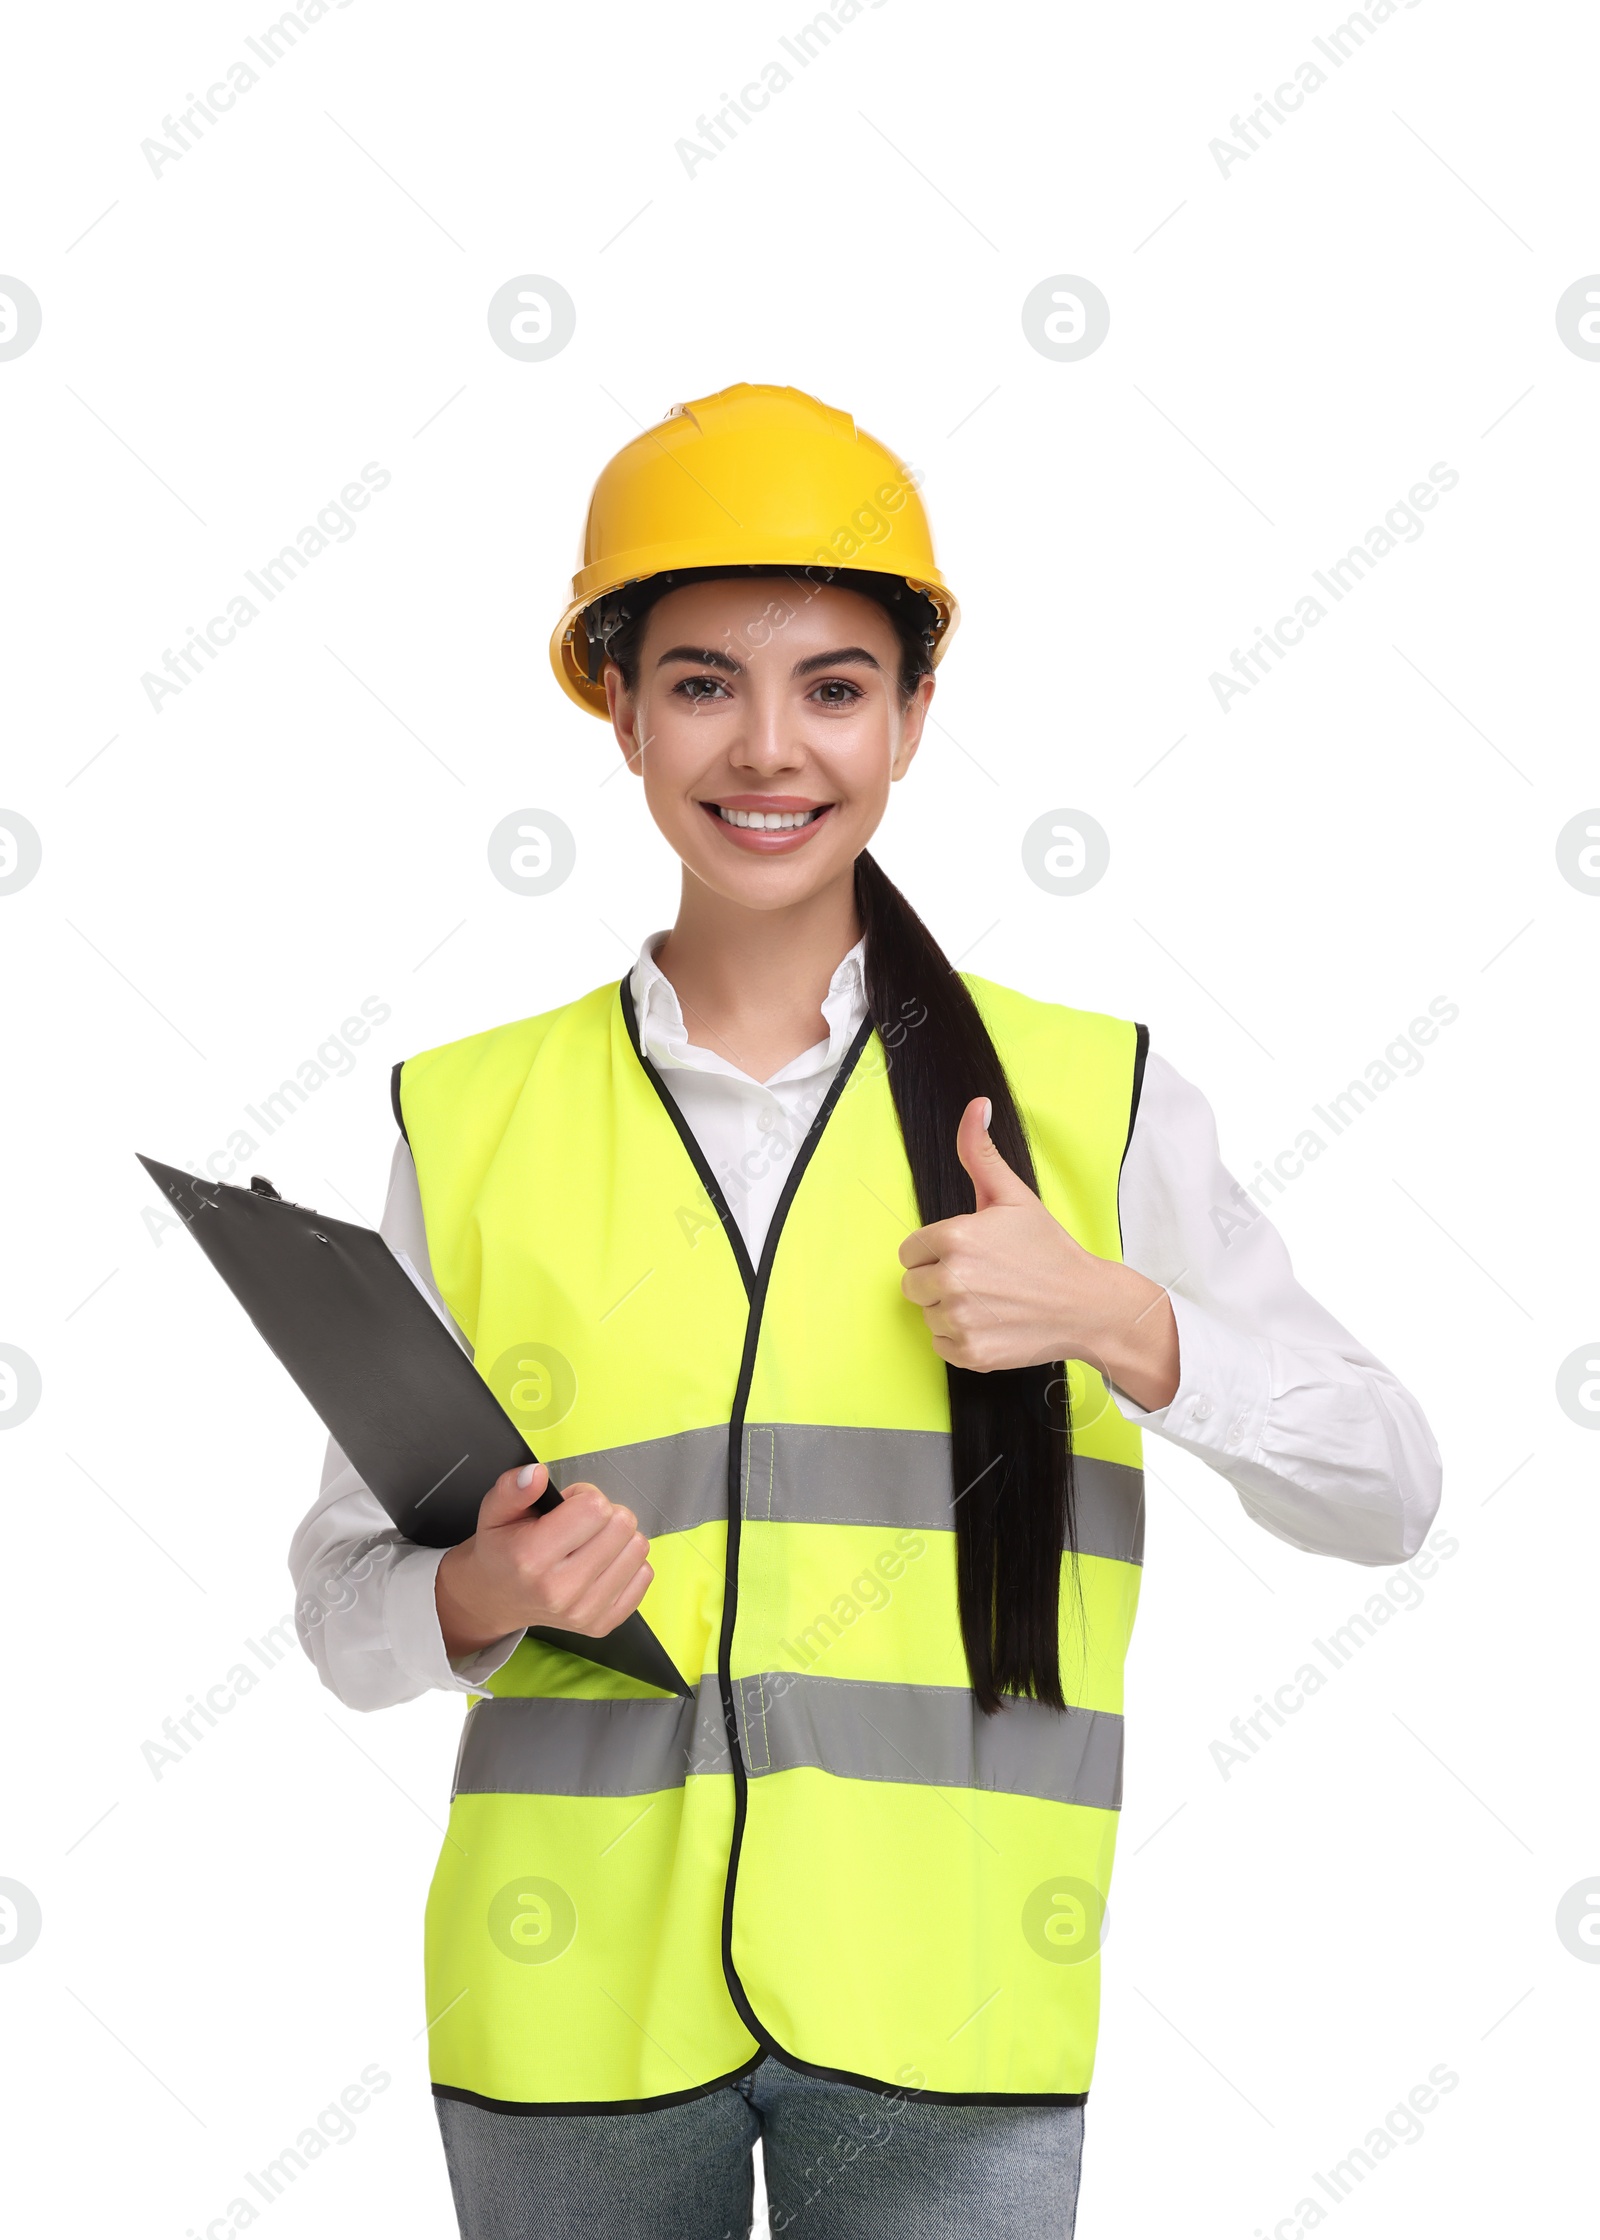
left=630, top=927, right=869, bottom=1088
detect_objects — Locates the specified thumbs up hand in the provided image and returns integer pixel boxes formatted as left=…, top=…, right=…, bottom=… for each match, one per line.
left=898, top=1097, right=1180, bottom=1409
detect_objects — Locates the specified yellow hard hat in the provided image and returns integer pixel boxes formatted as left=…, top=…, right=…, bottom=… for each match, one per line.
left=549, top=382, right=959, bottom=716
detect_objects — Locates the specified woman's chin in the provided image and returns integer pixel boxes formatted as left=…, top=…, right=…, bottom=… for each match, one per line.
left=664, top=809, right=866, bottom=903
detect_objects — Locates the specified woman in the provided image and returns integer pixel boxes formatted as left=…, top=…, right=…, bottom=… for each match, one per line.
left=290, top=384, right=1442, bottom=2240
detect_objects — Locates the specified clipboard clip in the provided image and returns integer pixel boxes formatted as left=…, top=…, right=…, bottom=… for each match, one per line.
left=250, top=1175, right=317, bottom=1225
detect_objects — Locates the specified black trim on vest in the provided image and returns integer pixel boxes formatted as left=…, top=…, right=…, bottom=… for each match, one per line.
left=390, top=1058, right=410, bottom=1146
left=711, top=1011, right=902, bottom=2095
left=1121, top=1023, right=1149, bottom=1173
left=619, top=975, right=756, bottom=1299
left=1114, top=1022, right=1149, bottom=1259
left=618, top=978, right=1100, bottom=2110
left=432, top=2050, right=769, bottom=2119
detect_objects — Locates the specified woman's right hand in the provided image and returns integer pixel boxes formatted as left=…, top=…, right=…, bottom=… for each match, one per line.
left=434, top=1462, right=653, bottom=1662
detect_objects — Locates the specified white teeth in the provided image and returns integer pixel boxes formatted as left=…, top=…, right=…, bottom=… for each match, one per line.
left=716, top=806, right=822, bottom=830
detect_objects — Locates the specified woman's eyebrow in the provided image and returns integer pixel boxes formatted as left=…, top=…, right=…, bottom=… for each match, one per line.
left=655, top=645, right=742, bottom=672
left=792, top=647, right=881, bottom=677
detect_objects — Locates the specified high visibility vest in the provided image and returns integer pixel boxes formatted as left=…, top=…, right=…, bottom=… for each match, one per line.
left=397, top=971, right=1147, bottom=2113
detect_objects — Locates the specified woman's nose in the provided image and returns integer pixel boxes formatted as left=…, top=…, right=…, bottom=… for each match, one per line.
left=728, top=693, right=804, bottom=771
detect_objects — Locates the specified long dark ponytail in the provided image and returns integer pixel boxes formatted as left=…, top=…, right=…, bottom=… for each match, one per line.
left=589, top=562, right=1079, bottom=1715
left=853, top=850, right=1078, bottom=1715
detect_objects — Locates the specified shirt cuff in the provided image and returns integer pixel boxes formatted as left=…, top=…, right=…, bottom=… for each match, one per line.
left=382, top=1544, right=527, bottom=1695
left=1109, top=1289, right=1272, bottom=1464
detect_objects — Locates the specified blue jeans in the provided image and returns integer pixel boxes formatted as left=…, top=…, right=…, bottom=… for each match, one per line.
left=434, top=2055, right=1084, bottom=2239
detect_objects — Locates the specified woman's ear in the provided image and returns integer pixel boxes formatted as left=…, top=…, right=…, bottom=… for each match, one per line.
left=890, top=671, right=935, bottom=781
left=604, top=663, right=646, bottom=776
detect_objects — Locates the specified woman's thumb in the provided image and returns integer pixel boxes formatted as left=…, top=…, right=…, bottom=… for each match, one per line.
left=957, top=1095, right=1033, bottom=1209
left=478, top=1458, right=551, bottom=1528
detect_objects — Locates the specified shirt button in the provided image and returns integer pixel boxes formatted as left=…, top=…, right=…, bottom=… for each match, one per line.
left=1191, top=1398, right=1212, bottom=1421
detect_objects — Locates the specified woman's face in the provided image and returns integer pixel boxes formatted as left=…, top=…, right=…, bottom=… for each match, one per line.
left=604, top=577, right=933, bottom=913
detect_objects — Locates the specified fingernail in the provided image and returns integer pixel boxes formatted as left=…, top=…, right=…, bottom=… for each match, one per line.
left=516, top=1464, right=535, bottom=1489
left=980, top=1097, right=992, bottom=1131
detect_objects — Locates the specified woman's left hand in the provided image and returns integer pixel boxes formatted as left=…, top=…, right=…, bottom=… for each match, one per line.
left=898, top=1098, right=1181, bottom=1412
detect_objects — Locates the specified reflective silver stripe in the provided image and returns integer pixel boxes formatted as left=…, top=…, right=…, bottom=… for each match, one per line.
left=455, top=1685, right=730, bottom=1798
left=742, top=1424, right=1143, bottom=1565
left=734, top=1671, right=1122, bottom=1811
left=456, top=1673, right=1120, bottom=1810
left=552, top=1423, right=1143, bottom=1564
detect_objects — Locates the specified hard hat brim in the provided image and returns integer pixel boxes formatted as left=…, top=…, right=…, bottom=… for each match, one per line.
left=550, top=553, right=959, bottom=718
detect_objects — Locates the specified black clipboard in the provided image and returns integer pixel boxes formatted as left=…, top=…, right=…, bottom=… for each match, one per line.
left=138, top=1155, right=692, bottom=1699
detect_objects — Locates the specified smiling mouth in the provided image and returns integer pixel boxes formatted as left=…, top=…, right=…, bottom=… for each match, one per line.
left=704, top=803, right=831, bottom=830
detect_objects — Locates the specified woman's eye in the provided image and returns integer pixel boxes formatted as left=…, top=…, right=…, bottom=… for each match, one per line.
left=675, top=675, right=728, bottom=703
left=810, top=679, right=863, bottom=707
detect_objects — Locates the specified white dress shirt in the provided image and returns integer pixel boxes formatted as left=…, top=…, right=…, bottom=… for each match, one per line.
left=289, top=932, right=1443, bottom=1710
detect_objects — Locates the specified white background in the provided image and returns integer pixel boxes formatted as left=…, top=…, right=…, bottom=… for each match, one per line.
left=2, top=1, right=1595, bottom=2233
